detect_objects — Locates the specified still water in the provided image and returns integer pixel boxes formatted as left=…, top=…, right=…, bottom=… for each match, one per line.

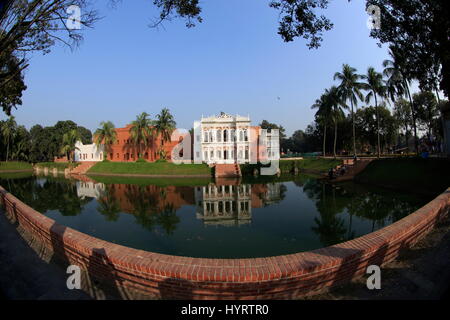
left=0, top=173, right=432, bottom=258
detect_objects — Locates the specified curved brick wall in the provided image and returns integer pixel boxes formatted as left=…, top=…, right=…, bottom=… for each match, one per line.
left=1, top=185, right=449, bottom=299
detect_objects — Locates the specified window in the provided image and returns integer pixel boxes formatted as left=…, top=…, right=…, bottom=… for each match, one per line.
left=223, top=130, right=228, bottom=142
left=239, top=130, right=244, bottom=142
left=216, top=130, right=222, bottom=142
left=204, top=132, right=208, bottom=142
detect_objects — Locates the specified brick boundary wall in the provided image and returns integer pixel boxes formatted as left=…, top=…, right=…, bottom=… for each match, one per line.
left=1, top=185, right=449, bottom=300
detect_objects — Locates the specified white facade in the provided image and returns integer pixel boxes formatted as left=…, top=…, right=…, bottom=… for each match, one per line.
left=74, top=141, right=104, bottom=162
left=193, top=112, right=254, bottom=165
left=76, top=181, right=105, bottom=199
left=193, top=112, right=280, bottom=165
left=194, top=184, right=252, bottom=226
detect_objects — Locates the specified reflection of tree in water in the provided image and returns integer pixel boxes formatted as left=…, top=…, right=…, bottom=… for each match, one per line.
left=305, top=180, right=348, bottom=246
left=0, top=176, right=90, bottom=216
left=303, top=179, right=427, bottom=247
left=156, top=203, right=180, bottom=235
left=97, top=184, right=121, bottom=222
left=122, top=184, right=180, bottom=235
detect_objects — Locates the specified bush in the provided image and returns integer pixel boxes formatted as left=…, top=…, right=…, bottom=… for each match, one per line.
left=136, top=157, right=147, bottom=163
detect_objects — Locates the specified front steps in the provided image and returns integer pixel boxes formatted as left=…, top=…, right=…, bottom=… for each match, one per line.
left=70, top=162, right=97, bottom=175
left=215, top=164, right=242, bottom=178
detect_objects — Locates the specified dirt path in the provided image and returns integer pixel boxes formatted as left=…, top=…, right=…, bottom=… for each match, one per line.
left=306, top=215, right=450, bottom=300
left=0, top=209, right=91, bottom=300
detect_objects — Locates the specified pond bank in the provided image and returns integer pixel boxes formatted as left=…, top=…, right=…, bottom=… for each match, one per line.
left=308, top=214, right=450, bottom=300
left=353, top=158, right=450, bottom=196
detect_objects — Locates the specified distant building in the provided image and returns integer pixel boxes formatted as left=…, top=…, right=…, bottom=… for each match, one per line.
left=193, top=112, right=280, bottom=164
left=74, top=141, right=104, bottom=162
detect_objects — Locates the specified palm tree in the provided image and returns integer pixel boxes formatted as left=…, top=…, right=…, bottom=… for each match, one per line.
left=94, top=121, right=117, bottom=160
left=154, top=108, right=176, bottom=160
left=130, top=112, right=153, bottom=159
left=1, top=116, right=17, bottom=162
left=334, top=64, right=365, bottom=157
left=383, top=46, right=418, bottom=154
left=311, top=92, right=333, bottom=157
left=326, top=86, right=346, bottom=158
left=362, top=67, right=386, bottom=158
left=60, top=129, right=81, bottom=163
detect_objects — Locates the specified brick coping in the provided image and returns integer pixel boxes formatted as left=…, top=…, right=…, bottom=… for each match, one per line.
left=0, top=185, right=449, bottom=299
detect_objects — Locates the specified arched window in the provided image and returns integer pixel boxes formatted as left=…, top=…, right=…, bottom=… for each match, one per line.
left=216, top=130, right=222, bottom=142
left=223, top=130, right=228, bottom=142
left=239, top=130, right=244, bottom=142
left=244, top=129, right=248, bottom=142
left=204, top=131, right=208, bottom=142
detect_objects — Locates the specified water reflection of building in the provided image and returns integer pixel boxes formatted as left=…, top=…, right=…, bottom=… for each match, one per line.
left=194, top=183, right=283, bottom=226
left=76, top=181, right=105, bottom=199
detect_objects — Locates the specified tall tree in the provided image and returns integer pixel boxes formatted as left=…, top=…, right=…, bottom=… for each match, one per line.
left=60, top=129, right=81, bottom=162
left=413, top=91, right=439, bottom=139
left=154, top=108, right=176, bottom=159
left=130, top=112, right=153, bottom=159
left=311, top=91, right=333, bottom=157
left=393, top=98, right=412, bottom=148
left=0, top=0, right=99, bottom=115
left=334, top=64, right=364, bottom=157
left=326, top=86, right=346, bottom=158
left=362, top=67, right=386, bottom=158
left=94, top=121, right=117, bottom=160
left=383, top=46, right=419, bottom=153
left=1, top=115, right=17, bottom=161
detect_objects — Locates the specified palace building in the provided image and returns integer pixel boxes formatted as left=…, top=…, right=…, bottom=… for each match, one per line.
left=193, top=112, right=279, bottom=165
left=56, top=112, right=280, bottom=165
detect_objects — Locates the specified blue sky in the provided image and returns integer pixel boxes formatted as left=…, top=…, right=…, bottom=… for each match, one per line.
left=3, top=0, right=404, bottom=136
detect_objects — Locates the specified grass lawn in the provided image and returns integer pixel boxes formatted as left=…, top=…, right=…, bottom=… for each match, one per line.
left=35, top=162, right=78, bottom=170
left=355, top=157, right=450, bottom=195
left=88, top=161, right=213, bottom=176
left=0, top=161, right=32, bottom=171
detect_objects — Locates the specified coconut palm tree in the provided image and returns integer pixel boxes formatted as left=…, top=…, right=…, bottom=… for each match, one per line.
left=60, top=129, right=81, bottom=163
left=383, top=46, right=418, bottom=154
left=311, top=92, right=333, bottom=157
left=1, top=116, right=17, bottom=162
left=130, top=112, right=153, bottom=159
left=154, top=108, right=176, bottom=160
left=334, top=64, right=365, bottom=158
left=326, top=86, right=346, bottom=158
left=94, top=121, right=117, bottom=160
left=362, top=67, right=386, bottom=158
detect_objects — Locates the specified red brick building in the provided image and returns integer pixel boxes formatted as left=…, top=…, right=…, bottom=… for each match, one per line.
left=105, top=124, right=180, bottom=162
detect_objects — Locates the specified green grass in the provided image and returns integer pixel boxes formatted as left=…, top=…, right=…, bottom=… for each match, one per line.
left=355, top=158, right=450, bottom=195
left=0, top=161, right=32, bottom=171
left=88, top=161, right=213, bottom=176
left=35, top=162, right=78, bottom=170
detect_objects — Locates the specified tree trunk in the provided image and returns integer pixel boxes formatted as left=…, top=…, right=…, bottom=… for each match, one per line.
left=323, top=124, right=327, bottom=157
left=374, top=93, right=381, bottom=158
left=6, top=135, right=9, bottom=162
left=405, top=83, right=418, bottom=154
left=350, top=99, right=357, bottom=157
left=334, top=119, right=338, bottom=159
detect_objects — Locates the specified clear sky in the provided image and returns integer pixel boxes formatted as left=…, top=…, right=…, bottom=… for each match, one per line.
left=2, top=0, right=404, bottom=136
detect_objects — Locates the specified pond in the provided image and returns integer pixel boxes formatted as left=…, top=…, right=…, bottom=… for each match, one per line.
left=0, top=173, right=433, bottom=258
